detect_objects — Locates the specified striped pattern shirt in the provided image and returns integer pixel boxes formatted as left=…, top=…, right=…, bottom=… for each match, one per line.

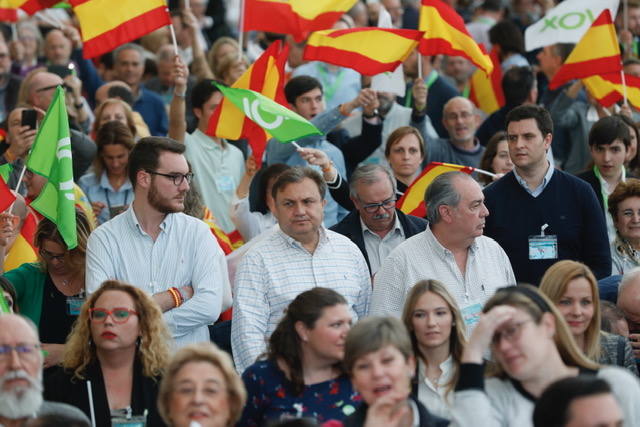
left=231, top=228, right=372, bottom=373
left=86, top=207, right=228, bottom=348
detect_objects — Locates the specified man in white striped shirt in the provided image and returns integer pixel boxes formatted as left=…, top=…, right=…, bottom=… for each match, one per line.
left=231, top=167, right=372, bottom=372
left=85, top=137, right=229, bottom=348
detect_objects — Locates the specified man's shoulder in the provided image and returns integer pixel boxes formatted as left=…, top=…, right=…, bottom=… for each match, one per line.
left=39, top=400, right=91, bottom=423
left=483, top=171, right=517, bottom=196
left=139, top=87, right=165, bottom=104
left=330, top=210, right=361, bottom=235
left=397, top=210, right=429, bottom=234
left=387, top=230, right=428, bottom=258
left=548, top=169, right=598, bottom=198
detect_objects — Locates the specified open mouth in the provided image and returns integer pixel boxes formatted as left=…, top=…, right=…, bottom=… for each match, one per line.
left=373, top=384, right=393, bottom=396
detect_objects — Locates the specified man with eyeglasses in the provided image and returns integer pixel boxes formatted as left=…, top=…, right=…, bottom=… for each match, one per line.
left=371, top=171, right=515, bottom=320
left=0, top=314, right=90, bottom=426
left=85, top=137, right=231, bottom=348
left=330, top=164, right=428, bottom=275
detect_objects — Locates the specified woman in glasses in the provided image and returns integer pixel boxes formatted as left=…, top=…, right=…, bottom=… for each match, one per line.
left=44, top=280, right=172, bottom=427
left=451, top=285, right=640, bottom=427
left=2, top=208, right=91, bottom=369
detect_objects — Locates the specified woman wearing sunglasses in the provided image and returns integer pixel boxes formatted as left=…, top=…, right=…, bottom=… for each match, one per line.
left=44, top=280, right=172, bottom=427
left=2, top=208, right=91, bottom=368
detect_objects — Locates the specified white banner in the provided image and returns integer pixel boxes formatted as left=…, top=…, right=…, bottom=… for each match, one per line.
left=525, top=0, right=620, bottom=52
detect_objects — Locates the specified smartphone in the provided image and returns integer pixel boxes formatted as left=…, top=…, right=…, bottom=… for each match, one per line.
left=21, top=109, right=37, bottom=130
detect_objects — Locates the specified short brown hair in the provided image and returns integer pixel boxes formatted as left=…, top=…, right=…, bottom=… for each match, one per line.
left=384, top=126, right=425, bottom=159
left=157, top=343, right=246, bottom=426
left=608, top=178, right=640, bottom=219
left=93, top=120, right=135, bottom=178
left=271, top=166, right=327, bottom=200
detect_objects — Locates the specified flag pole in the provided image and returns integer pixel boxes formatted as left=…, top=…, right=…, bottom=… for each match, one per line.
left=621, top=69, right=629, bottom=106
left=418, top=53, right=423, bottom=80
left=238, top=0, right=245, bottom=60
left=169, top=23, right=179, bottom=56
left=12, top=164, right=26, bottom=197
left=475, top=168, right=496, bottom=178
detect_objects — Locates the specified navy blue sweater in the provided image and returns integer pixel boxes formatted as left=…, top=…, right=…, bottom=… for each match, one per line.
left=483, top=170, right=611, bottom=285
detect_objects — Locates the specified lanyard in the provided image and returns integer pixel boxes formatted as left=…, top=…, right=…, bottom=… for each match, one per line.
left=404, top=70, right=439, bottom=107
left=462, top=83, right=470, bottom=98
left=104, top=188, right=130, bottom=213
left=317, top=65, right=346, bottom=104
left=593, top=165, right=625, bottom=213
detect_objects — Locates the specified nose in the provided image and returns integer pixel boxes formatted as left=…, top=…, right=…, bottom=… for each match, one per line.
left=192, top=387, right=205, bottom=404
left=570, top=302, right=582, bottom=317
left=603, top=150, right=612, bottom=162
left=426, top=314, right=436, bottom=327
left=8, top=348, right=24, bottom=370
left=480, top=202, right=489, bottom=218
left=292, top=202, right=305, bottom=216
left=371, top=361, right=384, bottom=378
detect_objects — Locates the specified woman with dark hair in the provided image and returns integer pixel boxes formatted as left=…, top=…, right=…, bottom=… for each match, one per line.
left=488, top=20, right=529, bottom=70
left=230, top=161, right=290, bottom=242
left=44, top=280, right=171, bottom=426
left=618, top=114, right=640, bottom=176
left=451, top=285, right=640, bottom=426
left=608, top=178, right=640, bottom=274
left=401, top=280, right=467, bottom=419
left=0, top=276, right=17, bottom=312
left=79, top=121, right=135, bottom=224
left=3, top=208, right=92, bottom=368
left=478, top=131, right=513, bottom=186
left=238, top=287, right=358, bottom=425
left=384, top=126, right=425, bottom=195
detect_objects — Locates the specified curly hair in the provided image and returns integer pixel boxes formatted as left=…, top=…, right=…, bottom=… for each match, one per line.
left=157, top=343, right=247, bottom=427
left=608, top=178, right=640, bottom=220
left=62, top=280, right=172, bottom=380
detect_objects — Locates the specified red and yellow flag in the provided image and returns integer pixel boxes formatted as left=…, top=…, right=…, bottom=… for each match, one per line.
left=397, top=162, right=474, bottom=217
left=13, top=0, right=58, bottom=15
left=244, top=0, right=357, bottom=42
left=0, top=177, right=15, bottom=213
left=0, top=0, right=18, bottom=21
left=418, top=0, right=492, bottom=75
left=304, top=28, right=423, bottom=76
left=582, top=72, right=640, bottom=109
left=549, top=9, right=621, bottom=90
left=69, top=0, right=171, bottom=59
left=469, top=49, right=504, bottom=115
left=207, top=40, right=289, bottom=168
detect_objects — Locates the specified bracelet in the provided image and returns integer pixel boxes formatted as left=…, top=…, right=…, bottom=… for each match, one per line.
left=173, top=91, right=186, bottom=98
left=168, top=287, right=183, bottom=308
left=322, top=161, right=334, bottom=173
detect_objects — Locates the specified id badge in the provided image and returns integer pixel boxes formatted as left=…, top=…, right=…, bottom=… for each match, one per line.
left=461, top=303, right=483, bottom=327
left=66, top=296, right=84, bottom=316
left=529, top=235, right=558, bottom=260
left=111, top=415, right=146, bottom=427
left=214, top=175, right=235, bottom=193
left=109, top=205, right=127, bottom=218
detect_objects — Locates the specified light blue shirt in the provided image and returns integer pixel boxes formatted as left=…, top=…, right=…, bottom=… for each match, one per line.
left=513, top=162, right=555, bottom=198
left=231, top=227, right=372, bottom=372
left=78, top=172, right=133, bottom=225
left=291, top=61, right=361, bottom=111
left=86, top=206, right=228, bottom=348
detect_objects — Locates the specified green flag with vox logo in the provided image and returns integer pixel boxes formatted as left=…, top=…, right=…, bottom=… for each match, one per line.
left=214, top=82, right=322, bottom=142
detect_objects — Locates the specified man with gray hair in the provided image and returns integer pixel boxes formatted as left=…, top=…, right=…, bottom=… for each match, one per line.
left=617, top=267, right=640, bottom=364
left=370, top=171, right=515, bottom=321
left=0, top=314, right=89, bottom=426
left=113, top=43, right=167, bottom=136
left=330, top=164, right=428, bottom=275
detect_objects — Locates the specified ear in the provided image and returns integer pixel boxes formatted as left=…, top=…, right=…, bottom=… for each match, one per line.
left=543, top=133, right=553, bottom=152
left=294, top=320, right=308, bottom=342
left=438, top=204, right=454, bottom=224
left=322, top=198, right=328, bottom=208
left=541, top=312, right=556, bottom=339
left=136, top=169, right=151, bottom=190
left=193, top=107, right=202, bottom=121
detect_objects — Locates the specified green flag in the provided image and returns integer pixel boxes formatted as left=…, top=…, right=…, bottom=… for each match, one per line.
left=0, top=163, right=12, bottom=183
left=26, top=86, right=77, bottom=249
left=213, top=82, right=322, bottom=142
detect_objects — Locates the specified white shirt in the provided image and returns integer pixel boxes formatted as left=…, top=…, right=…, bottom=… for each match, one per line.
left=417, top=357, right=454, bottom=420
left=85, top=207, right=229, bottom=348
left=184, top=130, right=245, bottom=233
left=229, top=194, right=277, bottom=242
left=371, top=227, right=516, bottom=325
left=231, top=227, right=372, bottom=372
left=361, top=215, right=405, bottom=275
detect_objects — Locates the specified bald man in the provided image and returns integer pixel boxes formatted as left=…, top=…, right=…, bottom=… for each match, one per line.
left=427, top=96, right=485, bottom=168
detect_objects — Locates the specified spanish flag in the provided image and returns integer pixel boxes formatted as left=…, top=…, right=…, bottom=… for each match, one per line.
left=207, top=40, right=289, bottom=168
left=304, top=28, right=423, bottom=76
left=582, top=73, right=640, bottom=109
left=0, top=0, right=18, bottom=21
left=469, top=49, right=504, bottom=115
left=418, top=0, right=493, bottom=75
left=397, top=162, right=474, bottom=217
left=69, top=0, right=171, bottom=59
left=0, top=175, right=15, bottom=213
left=549, top=9, right=621, bottom=90
left=244, top=0, right=357, bottom=42
left=13, top=0, right=58, bottom=15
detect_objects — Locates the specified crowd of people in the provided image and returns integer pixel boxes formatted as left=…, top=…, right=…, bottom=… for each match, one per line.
left=1, top=0, right=640, bottom=426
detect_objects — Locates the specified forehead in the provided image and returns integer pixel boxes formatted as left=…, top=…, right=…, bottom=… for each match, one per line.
left=445, top=98, right=473, bottom=114
left=392, top=133, right=420, bottom=148
left=507, top=118, right=542, bottom=135
left=356, top=175, right=393, bottom=199
left=117, top=49, right=142, bottom=62
left=619, top=196, right=640, bottom=209
left=276, top=177, right=322, bottom=199
left=204, top=91, right=224, bottom=106
left=0, top=316, right=38, bottom=344
left=94, top=289, right=136, bottom=308
left=157, top=151, right=189, bottom=172
left=103, top=102, right=126, bottom=114
left=45, top=30, right=67, bottom=44
left=297, top=88, right=322, bottom=100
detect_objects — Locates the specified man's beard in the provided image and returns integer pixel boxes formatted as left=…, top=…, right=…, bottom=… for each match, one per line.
left=0, top=369, right=44, bottom=419
left=148, top=180, right=184, bottom=214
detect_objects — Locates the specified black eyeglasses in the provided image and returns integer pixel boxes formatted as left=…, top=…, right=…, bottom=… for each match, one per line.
left=146, top=170, right=193, bottom=186
left=361, top=198, right=396, bottom=213
left=39, top=248, right=66, bottom=262
left=35, top=83, right=71, bottom=93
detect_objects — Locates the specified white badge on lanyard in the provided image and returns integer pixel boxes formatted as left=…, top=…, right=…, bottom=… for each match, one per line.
left=214, top=175, right=235, bottom=193
left=528, top=223, right=558, bottom=260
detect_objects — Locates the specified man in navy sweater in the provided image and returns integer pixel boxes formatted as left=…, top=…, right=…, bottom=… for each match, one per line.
left=483, top=105, right=611, bottom=285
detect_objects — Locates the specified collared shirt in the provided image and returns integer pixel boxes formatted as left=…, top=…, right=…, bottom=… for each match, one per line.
left=513, top=161, right=555, bottom=198
left=417, top=357, right=454, bottom=420
left=231, top=227, right=372, bottom=372
left=78, top=172, right=133, bottom=225
left=86, top=206, right=229, bottom=348
left=185, top=129, right=245, bottom=233
left=361, top=214, right=405, bottom=275
left=371, top=226, right=515, bottom=324
left=595, top=166, right=626, bottom=243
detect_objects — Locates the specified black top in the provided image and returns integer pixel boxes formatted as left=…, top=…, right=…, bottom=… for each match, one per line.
left=342, top=396, right=449, bottom=427
left=39, top=274, right=80, bottom=344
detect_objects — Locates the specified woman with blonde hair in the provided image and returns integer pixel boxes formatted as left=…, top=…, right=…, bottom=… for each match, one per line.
left=44, top=280, right=172, bottom=427
left=539, top=260, right=637, bottom=374
left=452, top=285, right=640, bottom=427
left=158, top=342, right=246, bottom=427
left=401, top=280, right=467, bottom=419
left=91, top=98, right=138, bottom=140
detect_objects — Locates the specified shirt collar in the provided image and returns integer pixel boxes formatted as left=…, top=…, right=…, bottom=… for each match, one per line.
left=359, top=212, right=403, bottom=237
left=425, top=225, right=478, bottom=257
left=512, top=161, right=554, bottom=195
left=278, top=226, right=328, bottom=249
left=127, top=204, right=171, bottom=236
left=99, top=172, right=133, bottom=192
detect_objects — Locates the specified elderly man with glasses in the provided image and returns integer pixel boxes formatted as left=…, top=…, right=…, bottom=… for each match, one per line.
left=0, top=314, right=89, bottom=426
left=330, top=164, right=428, bottom=275
left=85, top=137, right=231, bottom=348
